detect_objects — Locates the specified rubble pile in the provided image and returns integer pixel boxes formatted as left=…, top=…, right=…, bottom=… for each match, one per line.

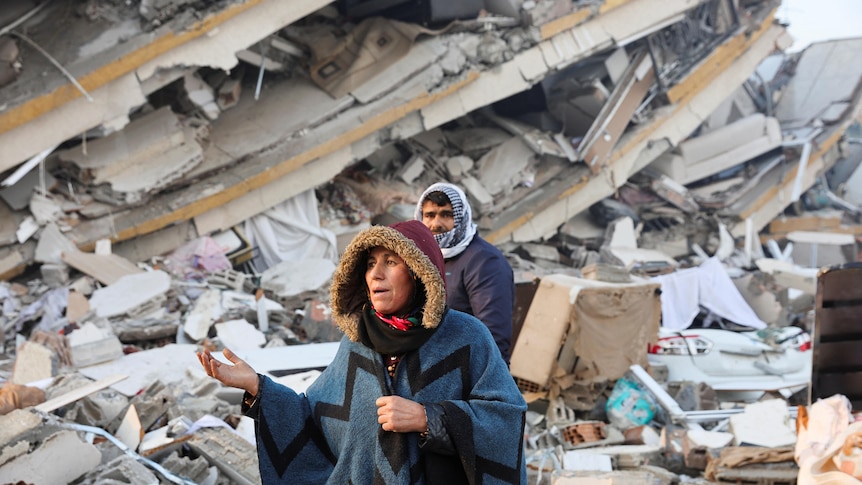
left=1, top=0, right=862, bottom=483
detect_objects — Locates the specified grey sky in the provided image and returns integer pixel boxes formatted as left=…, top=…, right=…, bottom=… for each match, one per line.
left=778, top=0, right=862, bottom=52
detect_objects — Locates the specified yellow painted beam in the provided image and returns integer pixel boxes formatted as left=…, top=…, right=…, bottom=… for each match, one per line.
left=599, top=0, right=634, bottom=14
left=103, top=71, right=480, bottom=245
left=540, top=9, right=592, bottom=40
left=540, top=0, right=634, bottom=40
left=0, top=0, right=265, bottom=135
left=485, top=175, right=590, bottom=244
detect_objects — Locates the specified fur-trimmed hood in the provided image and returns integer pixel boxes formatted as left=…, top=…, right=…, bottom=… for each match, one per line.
left=331, top=221, right=447, bottom=342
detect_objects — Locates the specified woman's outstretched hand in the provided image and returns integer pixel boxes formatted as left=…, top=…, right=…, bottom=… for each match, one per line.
left=197, top=348, right=259, bottom=396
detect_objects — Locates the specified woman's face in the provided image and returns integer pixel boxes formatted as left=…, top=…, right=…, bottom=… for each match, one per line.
left=366, top=246, right=415, bottom=315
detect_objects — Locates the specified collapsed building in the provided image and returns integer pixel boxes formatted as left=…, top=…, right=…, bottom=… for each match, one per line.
left=1, top=0, right=862, bottom=483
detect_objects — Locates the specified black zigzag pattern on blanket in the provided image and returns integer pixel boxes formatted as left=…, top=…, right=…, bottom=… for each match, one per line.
left=259, top=413, right=336, bottom=477
left=443, top=402, right=523, bottom=483
left=314, top=350, right=381, bottom=422
left=405, top=345, right=471, bottom=396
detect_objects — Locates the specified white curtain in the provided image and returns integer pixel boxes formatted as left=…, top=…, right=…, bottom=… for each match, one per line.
left=244, top=189, right=338, bottom=272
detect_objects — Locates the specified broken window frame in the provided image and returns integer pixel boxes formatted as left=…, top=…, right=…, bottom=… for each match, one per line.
left=646, top=0, right=740, bottom=94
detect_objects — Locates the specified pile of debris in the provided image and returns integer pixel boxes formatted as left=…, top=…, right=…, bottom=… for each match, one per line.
left=2, top=0, right=862, bottom=483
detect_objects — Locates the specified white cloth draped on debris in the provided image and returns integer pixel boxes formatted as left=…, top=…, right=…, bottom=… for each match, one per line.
left=652, top=257, right=766, bottom=330
left=243, top=189, right=338, bottom=272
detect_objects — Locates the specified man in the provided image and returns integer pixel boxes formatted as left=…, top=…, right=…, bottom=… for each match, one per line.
left=415, top=182, right=515, bottom=363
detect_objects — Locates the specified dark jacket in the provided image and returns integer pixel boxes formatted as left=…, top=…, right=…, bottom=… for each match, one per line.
left=444, top=234, right=515, bottom=363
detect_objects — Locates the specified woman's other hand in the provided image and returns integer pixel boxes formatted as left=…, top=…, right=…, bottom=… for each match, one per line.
left=197, top=348, right=259, bottom=396
left=376, top=396, right=427, bottom=433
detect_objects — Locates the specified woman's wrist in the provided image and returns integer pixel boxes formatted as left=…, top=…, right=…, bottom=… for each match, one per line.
left=247, top=373, right=260, bottom=396
left=420, top=405, right=429, bottom=438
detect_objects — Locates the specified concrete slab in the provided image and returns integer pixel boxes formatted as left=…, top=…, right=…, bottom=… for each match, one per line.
left=260, top=258, right=336, bottom=298
left=57, top=107, right=204, bottom=202
left=88, top=270, right=171, bottom=319
left=77, top=344, right=200, bottom=397
left=0, top=409, right=42, bottom=447
left=475, top=136, right=535, bottom=197
left=11, top=341, right=57, bottom=385
left=215, top=319, right=266, bottom=351
left=115, top=404, right=144, bottom=451
left=67, top=322, right=124, bottom=368
left=729, top=399, right=797, bottom=447
left=0, top=430, right=101, bottom=485
left=187, top=427, right=260, bottom=484
left=35, top=223, right=78, bottom=263
left=183, top=289, right=224, bottom=341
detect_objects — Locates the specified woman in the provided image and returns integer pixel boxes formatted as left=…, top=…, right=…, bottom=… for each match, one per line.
left=198, top=220, right=527, bottom=484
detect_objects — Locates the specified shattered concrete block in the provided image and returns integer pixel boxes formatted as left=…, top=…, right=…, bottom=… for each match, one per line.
left=683, top=429, right=733, bottom=470
left=57, top=107, right=205, bottom=203
left=552, top=469, right=672, bottom=485
left=581, top=263, right=631, bottom=283
left=215, top=319, right=266, bottom=351
left=188, top=427, right=261, bottom=484
left=0, top=409, right=42, bottom=446
left=11, top=341, right=57, bottom=385
left=68, top=322, right=124, bottom=368
left=34, top=223, right=77, bottom=264
left=116, top=404, right=144, bottom=452
left=561, top=451, right=612, bottom=472
left=517, top=243, right=560, bottom=263
left=40, top=262, right=70, bottom=287
left=78, top=454, right=159, bottom=485
left=623, top=425, right=660, bottom=446
left=261, top=258, right=336, bottom=300
left=88, top=270, right=171, bottom=319
left=0, top=430, right=101, bottom=485
left=729, top=399, right=797, bottom=447
left=184, top=289, right=223, bottom=341
left=161, top=451, right=219, bottom=484
left=397, top=154, right=425, bottom=184
left=183, top=72, right=220, bottom=120
left=460, top=175, right=494, bottom=214
left=65, top=388, right=129, bottom=428
left=217, top=78, right=242, bottom=110
left=444, top=155, right=474, bottom=180
left=208, top=269, right=249, bottom=292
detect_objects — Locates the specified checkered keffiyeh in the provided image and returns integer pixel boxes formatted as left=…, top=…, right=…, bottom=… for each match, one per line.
left=415, top=183, right=477, bottom=259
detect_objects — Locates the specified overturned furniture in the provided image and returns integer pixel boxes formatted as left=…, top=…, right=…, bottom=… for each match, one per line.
left=510, top=274, right=661, bottom=407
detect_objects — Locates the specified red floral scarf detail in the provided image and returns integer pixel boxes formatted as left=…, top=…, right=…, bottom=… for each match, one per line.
left=372, top=308, right=421, bottom=331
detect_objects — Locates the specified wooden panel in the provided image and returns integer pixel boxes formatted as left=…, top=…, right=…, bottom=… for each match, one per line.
left=813, top=263, right=862, bottom=408
left=816, top=307, right=862, bottom=338
left=818, top=264, right=862, bottom=301
left=814, top=371, right=862, bottom=399
left=813, top=341, right=862, bottom=369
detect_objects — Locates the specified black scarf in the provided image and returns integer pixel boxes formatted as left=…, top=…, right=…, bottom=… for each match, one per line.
left=358, top=306, right=437, bottom=355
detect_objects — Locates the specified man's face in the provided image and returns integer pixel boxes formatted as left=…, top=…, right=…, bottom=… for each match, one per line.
left=421, top=200, right=455, bottom=235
